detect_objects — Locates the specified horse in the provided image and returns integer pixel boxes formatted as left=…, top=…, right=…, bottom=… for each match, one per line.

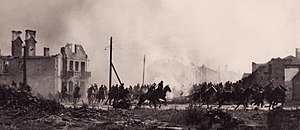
left=104, top=87, right=118, bottom=105
left=234, top=87, right=255, bottom=110
left=73, top=87, right=81, bottom=107
left=265, top=86, right=286, bottom=110
left=188, top=83, right=208, bottom=107
left=188, top=89, right=202, bottom=107
left=95, top=87, right=106, bottom=107
left=251, top=89, right=265, bottom=108
left=216, top=90, right=236, bottom=108
left=149, top=85, right=172, bottom=108
left=112, top=89, right=131, bottom=108
left=137, top=85, right=172, bottom=109
left=87, top=87, right=97, bottom=105
left=105, top=87, right=130, bottom=106
left=199, top=86, right=218, bottom=108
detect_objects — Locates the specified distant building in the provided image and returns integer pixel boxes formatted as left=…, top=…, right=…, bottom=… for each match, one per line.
left=0, top=30, right=91, bottom=98
left=249, top=48, right=300, bottom=100
left=190, top=64, right=219, bottom=84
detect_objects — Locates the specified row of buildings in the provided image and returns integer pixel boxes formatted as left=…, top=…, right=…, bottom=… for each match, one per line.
left=0, top=30, right=91, bottom=98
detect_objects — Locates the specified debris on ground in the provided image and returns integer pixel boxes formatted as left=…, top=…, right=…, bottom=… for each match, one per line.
left=113, top=99, right=132, bottom=109
left=0, top=85, right=267, bottom=129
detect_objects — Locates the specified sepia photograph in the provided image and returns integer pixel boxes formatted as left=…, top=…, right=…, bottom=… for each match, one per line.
left=0, top=0, right=299, bottom=129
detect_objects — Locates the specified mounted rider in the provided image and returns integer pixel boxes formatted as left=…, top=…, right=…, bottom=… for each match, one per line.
left=156, top=81, right=164, bottom=95
left=73, top=84, right=81, bottom=102
left=87, top=84, right=94, bottom=102
left=147, top=83, right=156, bottom=98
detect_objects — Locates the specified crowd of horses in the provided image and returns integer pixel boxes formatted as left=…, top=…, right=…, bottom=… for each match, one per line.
left=60, top=79, right=287, bottom=110
left=60, top=81, right=172, bottom=109
left=189, top=80, right=287, bottom=110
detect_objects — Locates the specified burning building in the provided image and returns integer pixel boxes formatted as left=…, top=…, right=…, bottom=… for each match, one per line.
left=0, top=30, right=91, bottom=98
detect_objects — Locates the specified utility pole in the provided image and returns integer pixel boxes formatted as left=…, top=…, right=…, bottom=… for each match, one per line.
left=142, top=55, right=146, bottom=85
left=218, top=65, right=221, bottom=83
left=109, top=37, right=113, bottom=91
left=23, top=45, right=27, bottom=87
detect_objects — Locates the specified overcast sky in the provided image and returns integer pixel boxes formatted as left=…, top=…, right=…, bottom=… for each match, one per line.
left=1, top=0, right=300, bottom=85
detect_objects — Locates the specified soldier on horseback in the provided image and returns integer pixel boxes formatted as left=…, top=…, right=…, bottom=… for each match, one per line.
left=157, top=81, right=164, bottom=96
left=96, top=85, right=105, bottom=105
left=61, top=83, right=68, bottom=102
left=87, top=84, right=94, bottom=104
left=73, top=84, right=81, bottom=105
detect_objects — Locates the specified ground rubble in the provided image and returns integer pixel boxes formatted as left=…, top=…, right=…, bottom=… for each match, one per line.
left=0, top=86, right=267, bottom=129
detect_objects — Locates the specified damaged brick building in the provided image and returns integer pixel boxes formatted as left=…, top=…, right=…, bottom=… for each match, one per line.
left=0, top=30, right=91, bottom=98
left=249, top=48, right=300, bottom=100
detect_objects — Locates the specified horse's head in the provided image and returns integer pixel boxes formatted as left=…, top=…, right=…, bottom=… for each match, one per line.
left=164, top=85, right=172, bottom=93
left=206, top=86, right=218, bottom=94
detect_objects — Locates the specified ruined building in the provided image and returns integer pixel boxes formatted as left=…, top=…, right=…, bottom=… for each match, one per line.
left=0, top=30, right=91, bottom=98
left=249, top=48, right=300, bottom=100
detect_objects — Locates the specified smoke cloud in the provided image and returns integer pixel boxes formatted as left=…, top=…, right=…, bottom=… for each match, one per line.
left=1, top=0, right=300, bottom=89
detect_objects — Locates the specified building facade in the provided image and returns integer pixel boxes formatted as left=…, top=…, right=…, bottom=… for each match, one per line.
left=0, top=30, right=91, bottom=99
left=249, top=49, right=300, bottom=100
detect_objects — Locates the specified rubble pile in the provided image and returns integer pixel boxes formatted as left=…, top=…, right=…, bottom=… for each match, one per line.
left=179, top=106, right=245, bottom=129
left=0, top=85, right=63, bottom=115
left=112, top=100, right=132, bottom=109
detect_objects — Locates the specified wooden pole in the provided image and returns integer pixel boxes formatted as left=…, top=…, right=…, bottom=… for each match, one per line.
left=142, top=55, right=146, bottom=85
left=111, top=63, right=122, bottom=84
left=109, top=37, right=112, bottom=91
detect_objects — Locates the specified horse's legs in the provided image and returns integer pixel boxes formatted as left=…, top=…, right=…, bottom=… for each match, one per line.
left=243, top=101, right=248, bottom=109
left=149, top=100, right=153, bottom=108
left=206, top=101, right=209, bottom=108
left=162, top=97, right=167, bottom=106
left=235, top=102, right=241, bottom=110
left=158, top=99, right=162, bottom=108
left=104, top=98, right=108, bottom=105
left=153, top=100, right=157, bottom=109
left=260, top=101, right=264, bottom=108
left=218, top=99, right=224, bottom=108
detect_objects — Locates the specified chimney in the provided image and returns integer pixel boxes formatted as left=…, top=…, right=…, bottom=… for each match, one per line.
left=74, top=44, right=78, bottom=53
left=25, top=29, right=36, bottom=40
left=296, top=48, right=300, bottom=59
left=61, top=47, right=65, bottom=55
left=44, top=47, right=50, bottom=56
left=25, top=29, right=37, bottom=56
left=12, top=30, right=22, bottom=41
left=11, top=30, right=23, bottom=57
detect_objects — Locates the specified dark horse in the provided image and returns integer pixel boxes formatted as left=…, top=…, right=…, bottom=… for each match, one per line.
left=189, top=86, right=218, bottom=108
left=217, top=87, right=254, bottom=109
left=234, top=87, right=255, bottom=110
left=104, top=87, right=118, bottom=105
left=137, top=85, right=172, bottom=109
left=265, top=86, right=286, bottom=110
left=104, top=88, right=130, bottom=105
left=251, top=89, right=265, bottom=108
